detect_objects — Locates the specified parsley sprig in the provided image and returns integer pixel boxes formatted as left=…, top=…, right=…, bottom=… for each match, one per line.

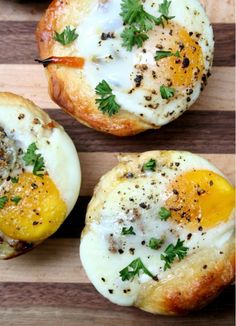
left=120, top=0, right=174, bottom=51
left=54, top=26, right=78, bottom=45
left=161, top=239, right=189, bottom=271
left=23, top=143, right=45, bottom=177
left=119, top=257, right=154, bottom=281
left=143, top=159, right=156, bottom=172
left=0, top=196, right=8, bottom=209
left=160, top=85, right=176, bottom=99
left=148, top=237, right=164, bottom=250
left=155, top=50, right=180, bottom=61
left=11, top=196, right=22, bottom=205
left=95, top=80, right=121, bottom=116
left=121, top=226, right=136, bottom=235
left=157, top=0, right=175, bottom=27
left=159, top=207, right=171, bottom=221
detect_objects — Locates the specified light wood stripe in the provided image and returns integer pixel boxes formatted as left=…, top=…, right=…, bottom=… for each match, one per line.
left=79, top=153, right=235, bottom=196
left=0, top=0, right=234, bottom=23
left=0, top=65, right=234, bottom=111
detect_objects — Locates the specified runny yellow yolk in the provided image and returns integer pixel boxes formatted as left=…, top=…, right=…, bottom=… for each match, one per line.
left=145, top=22, right=204, bottom=88
left=0, top=173, right=67, bottom=242
left=166, top=170, right=235, bottom=231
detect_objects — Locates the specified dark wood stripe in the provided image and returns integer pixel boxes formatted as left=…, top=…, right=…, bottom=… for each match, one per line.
left=46, top=110, right=235, bottom=154
left=0, top=22, right=234, bottom=66
left=0, top=283, right=234, bottom=325
left=53, top=196, right=88, bottom=238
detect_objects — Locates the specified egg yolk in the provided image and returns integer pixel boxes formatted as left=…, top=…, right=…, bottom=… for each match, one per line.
left=144, top=22, right=204, bottom=88
left=165, top=170, right=235, bottom=231
left=0, top=173, right=67, bottom=242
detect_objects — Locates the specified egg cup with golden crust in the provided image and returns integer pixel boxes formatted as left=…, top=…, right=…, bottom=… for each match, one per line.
left=80, top=151, right=235, bottom=315
left=0, top=92, right=81, bottom=259
left=36, top=0, right=214, bottom=136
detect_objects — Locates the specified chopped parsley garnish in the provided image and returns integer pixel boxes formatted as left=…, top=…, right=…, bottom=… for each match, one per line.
left=157, top=0, right=175, bottom=27
left=143, top=159, right=156, bottom=172
left=0, top=196, right=8, bottom=209
left=11, top=196, right=22, bottom=205
left=159, top=207, right=171, bottom=221
left=155, top=50, right=180, bottom=61
left=120, top=0, right=174, bottom=51
left=11, top=177, right=19, bottom=184
left=161, top=239, right=189, bottom=271
left=53, top=26, right=78, bottom=45
left=121, top=226, right=136, bottom=235
left=148, top=237, right=164, bottom=250
left=95, top=80, right=120, bottom=116
left=119, top=257, right=154, bottom=281
left=121, top=26, right=149, bottom=51
left=23, top=143, right=45, bottom=177
left=160, top=85, right=176, bottom=99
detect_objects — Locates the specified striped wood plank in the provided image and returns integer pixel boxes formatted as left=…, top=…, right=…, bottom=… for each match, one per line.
left=44, top=109, right=235, bottom=154
left=0, top=283, right=234, bottom=326
left=0, top=65, right=234, bottom=111
left=0, top=22, right=234, bottom=66
left=0, top=0, right=234, bottom=23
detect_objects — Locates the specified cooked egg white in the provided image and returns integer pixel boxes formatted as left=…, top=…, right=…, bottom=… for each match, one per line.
left=0, top=93, right=81, bottom=257
left=80, top=151, right=235, bottom=306
left=75, top=0, right=214, bottom=126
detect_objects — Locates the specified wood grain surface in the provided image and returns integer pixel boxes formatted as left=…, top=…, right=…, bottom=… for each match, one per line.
left=0, top=0, right=235, bottom=325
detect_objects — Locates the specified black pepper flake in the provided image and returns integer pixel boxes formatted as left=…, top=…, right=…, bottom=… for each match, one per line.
left=129, top=248, right=135, bottom=255
left=18, top=114, right=25, bottom=120
left=134, top=75, right=143, bottom=87
left=203, top=265, right=208, bottom=269
left=139, top=202, right=147, bottom=209
left=173, top=189, right=179, bottom=195
left=32, top=221, right=39, bottom=226
left=141, top=240, right=146, bottom=245
left=101, top=277, right=106, bottom=282
left=209, top=180, right=214, bottom=186
left=182, top=58, right=190, bottom=68
left=187, top=233, right=192, bottom=240
left=101, top=32, right=115, bottom=40
left=108, top=289, right=113, bottom=294
left=198, top=226, right=203, bottom=231
left=118, top=249, right=124, bottom=254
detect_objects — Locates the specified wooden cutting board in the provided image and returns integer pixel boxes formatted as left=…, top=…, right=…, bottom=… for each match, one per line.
left=0, top=0, right=235, bottom=325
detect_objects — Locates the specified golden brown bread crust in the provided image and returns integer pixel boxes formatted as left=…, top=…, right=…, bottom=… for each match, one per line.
left=135, top=242, right=235, bottom=315
left=36, top=0, right=165, bottom=136
left=82, top=151, right=235, bottom=315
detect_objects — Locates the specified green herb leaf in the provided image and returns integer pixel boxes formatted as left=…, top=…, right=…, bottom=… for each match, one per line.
left=148, top=237, right=164, bottom=250
left=121, top=226, right=136, bottom=235
left=121, top=26, right=149, bottom=51
left=11, top=177, right=19, bottom=184
left=120, top=0, right=174, bottom=50
left=160, top=85, right=176, bottom=99
left=95, top=80, right=120, bottom=116
left=159, top=207, right=171, bottom=221
left=161, top=239, right=189, bottom=271
left=0, top=196, right=8, bottom=209
left=119, top=257, right=154, bottom=281
left=23, top=143, right=45, bottom=177
left=158, top=0, right=175, bottom=27
left=54, top=26, right=78, bottom=45
left=11, top=196, right=22, bottom=205
left=143, top=159, right=156, bottom=172
left=155, top=50, right=180, bottom=61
